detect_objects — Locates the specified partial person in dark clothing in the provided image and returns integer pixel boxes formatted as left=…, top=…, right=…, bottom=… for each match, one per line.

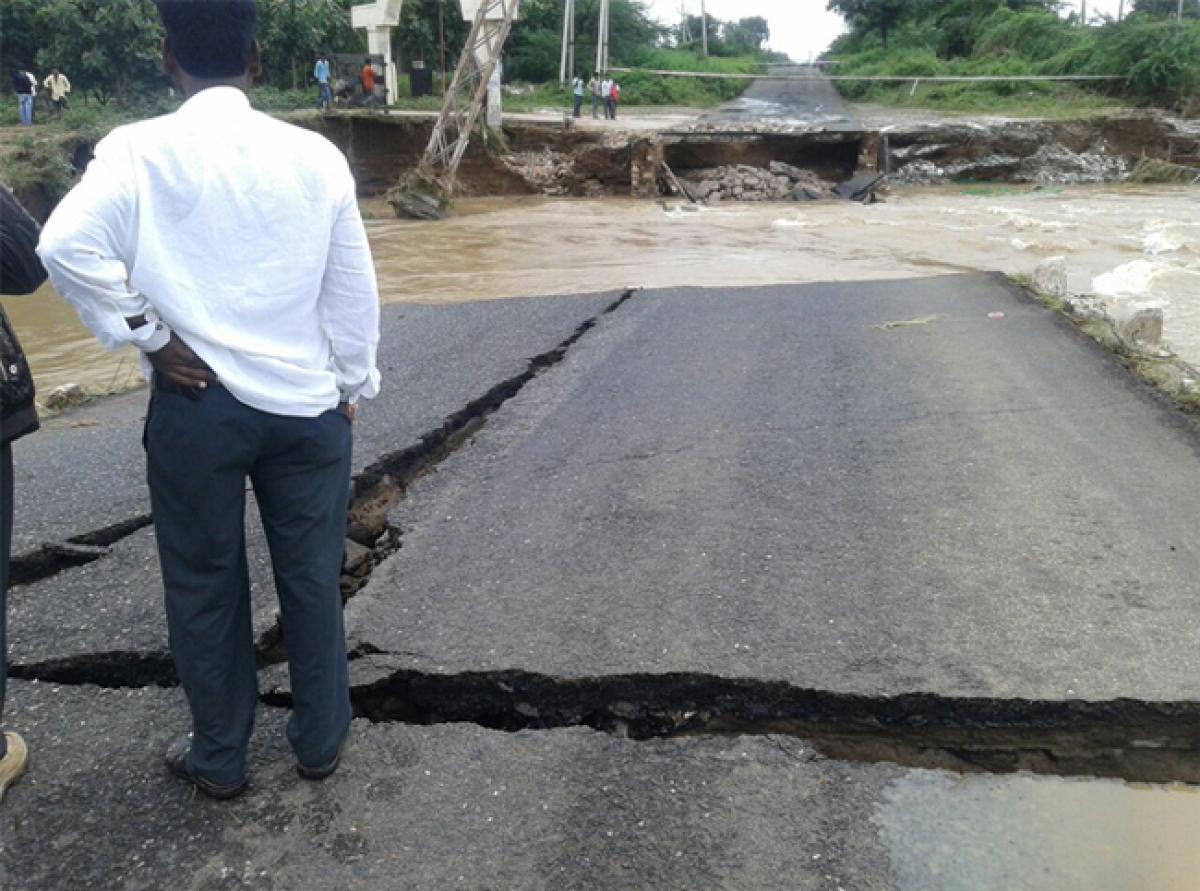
left=11, top=68, right=34, bottom=127
left=0, top=181, right=46, bottom=802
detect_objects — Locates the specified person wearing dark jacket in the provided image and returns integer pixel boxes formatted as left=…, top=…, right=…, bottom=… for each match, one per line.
left=12, top=68, right=34, bottom=127
left=0, top=182, right=45, bottom=801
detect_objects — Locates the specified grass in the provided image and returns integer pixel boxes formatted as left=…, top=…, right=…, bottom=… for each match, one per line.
left=0, top=132, right=78, bottom=206
left=840, top=76, right=1130, bottom=119
left=827, top=13, right=1200, bottom=116
left=1128, top=157, right=1199, bottom=184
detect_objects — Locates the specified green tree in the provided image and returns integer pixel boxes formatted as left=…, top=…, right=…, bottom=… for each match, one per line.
left=256, top=0, right=361, bottom=89
left=826, top=0, right=909, bottom=49
left=32, top=0, right=164, bottom=104
left=395, top=0, right=469, bottom=74
left=723, top=17, right=770, bottom=54
left=1131, top=0, right=1200, bottom=17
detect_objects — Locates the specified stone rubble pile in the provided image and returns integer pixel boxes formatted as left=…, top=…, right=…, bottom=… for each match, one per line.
left=1015, top=144, right=1129, bottom=185
left=890, top=143, right=1128, bottom=186
left=681, top=162, right=834, bottom=203
left=503, top=149, right=576, bottom=196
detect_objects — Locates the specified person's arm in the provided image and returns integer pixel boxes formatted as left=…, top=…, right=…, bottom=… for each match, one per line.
left=318, top=163, right=380, bottom=409
left=62, top=75, right=71, bottom=94
left=0, top=185, right=48, bottom=296
left=37, top=131, right=156, bottom=350
left=38, top=131, right=217, bottom=387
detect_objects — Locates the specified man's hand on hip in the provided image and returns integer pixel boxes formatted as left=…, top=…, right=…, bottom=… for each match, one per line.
left=148, top=334, right=218, bottom=389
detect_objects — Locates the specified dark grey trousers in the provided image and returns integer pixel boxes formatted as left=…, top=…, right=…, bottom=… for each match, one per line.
left=146, top=380, right=352, bottom=786
left=1, top=443, right=10, bottom=759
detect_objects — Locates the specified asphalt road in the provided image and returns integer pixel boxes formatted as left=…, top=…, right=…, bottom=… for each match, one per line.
left=6, top=278, right=1200, bottom=888
left=346, top=276, right=1200, bottom=702
left=704, top=64, right=862, bottom=130
left=10, top=292, right=616, bottom=553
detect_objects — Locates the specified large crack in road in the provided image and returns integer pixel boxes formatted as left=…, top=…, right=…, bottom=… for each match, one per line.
left=5, top=288, right=640, bottom=684
left=9, top=279, right=1200, bottom=795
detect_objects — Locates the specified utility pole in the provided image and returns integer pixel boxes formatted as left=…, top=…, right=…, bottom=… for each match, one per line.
left=1080, top=0, right=1087, bottom=26
left=560, top=0, right=572, bottom=84
left=1118, top=0, right=1125, bottom=22
left=439, top=0, right=448, bottom=98
left=567, top=0, right=575, bottom=83
left=595, top=0, right=610, bottom=73
left=1179, top=0, right=1186, bottom=24
left=700, top=0, right=708, bottom=56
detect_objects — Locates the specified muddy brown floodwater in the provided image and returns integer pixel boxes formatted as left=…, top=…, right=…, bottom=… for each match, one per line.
left=4, top=184, right=1197, bottom=395
left=876, top=770, right=1200, bottom=891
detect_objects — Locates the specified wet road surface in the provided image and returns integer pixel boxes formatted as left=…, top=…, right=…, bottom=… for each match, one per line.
left=704, top=64, right=862, bottom=130
left=7, top=279, right=1199, bottom=889
left=5, top=53, right=1197, bottom=879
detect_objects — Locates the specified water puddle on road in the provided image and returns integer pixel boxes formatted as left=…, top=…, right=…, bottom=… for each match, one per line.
left=875, top=771, right=1200, bottom=891
left=5, top=184, right=1197, bottom=395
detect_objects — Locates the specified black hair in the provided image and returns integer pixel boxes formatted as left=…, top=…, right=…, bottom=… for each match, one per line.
left=155, top=0, right=258, bottom=79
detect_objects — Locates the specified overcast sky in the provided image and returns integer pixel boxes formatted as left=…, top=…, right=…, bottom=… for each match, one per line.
left=644, top=1, right=1127, bottom=62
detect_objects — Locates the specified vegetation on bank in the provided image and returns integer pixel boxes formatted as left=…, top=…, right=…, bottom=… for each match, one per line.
left=1, top=0, right=772, bottom=115
left=826, top=0, right=1200, bottom=114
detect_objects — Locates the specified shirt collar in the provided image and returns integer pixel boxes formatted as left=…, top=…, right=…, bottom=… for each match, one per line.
left=177, top=86, right=251, bottom=117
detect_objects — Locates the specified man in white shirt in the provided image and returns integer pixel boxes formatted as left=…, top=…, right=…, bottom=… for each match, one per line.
left=42, top=68, right=71, bottom=120
left=38, top=0, right=380, bottom=800
left=600, top=74, right=614, bottom=120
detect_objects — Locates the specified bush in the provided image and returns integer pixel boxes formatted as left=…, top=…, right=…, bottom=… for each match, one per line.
left=827, top=6, right=1199, bottom=109
left=0, top=134, right=78, bottom=207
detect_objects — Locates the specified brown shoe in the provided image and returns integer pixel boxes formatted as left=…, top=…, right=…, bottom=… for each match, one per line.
left=164, top=736, right=248, bottom=800
left=0, top=732, right=28, bottom=802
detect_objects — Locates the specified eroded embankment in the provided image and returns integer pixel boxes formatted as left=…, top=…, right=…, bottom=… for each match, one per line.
left=6, top=110, right=1193, bottom=222
left=298, top=111, right=1197, bottom=205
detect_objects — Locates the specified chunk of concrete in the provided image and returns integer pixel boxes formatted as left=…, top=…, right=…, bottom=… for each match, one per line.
left=1031, top=256, right=1068, bottom=298
left=42, top=384, right=89, bottom=412
left=1113, top=303, right=1165, bottom=347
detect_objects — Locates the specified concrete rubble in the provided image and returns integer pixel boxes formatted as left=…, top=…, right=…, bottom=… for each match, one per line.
left=1031, top=256, right=1069, bottom=298
left=682, top=162, right=834, bottom=203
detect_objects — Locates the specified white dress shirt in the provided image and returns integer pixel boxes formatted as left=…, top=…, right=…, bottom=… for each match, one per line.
left=38, top=86, right=381, bottom=417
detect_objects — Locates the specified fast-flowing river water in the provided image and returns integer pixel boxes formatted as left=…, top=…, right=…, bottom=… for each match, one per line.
left=4, top=184, right=1196, bottom=396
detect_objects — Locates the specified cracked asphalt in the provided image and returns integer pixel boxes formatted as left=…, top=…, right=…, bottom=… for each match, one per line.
left=4, top=277, right=1200, bottom=889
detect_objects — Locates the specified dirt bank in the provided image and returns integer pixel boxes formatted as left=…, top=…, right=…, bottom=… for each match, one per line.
left=309, top=110, right=1193, bottom=203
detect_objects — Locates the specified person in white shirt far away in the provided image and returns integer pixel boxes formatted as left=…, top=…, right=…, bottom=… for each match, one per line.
left=600, top=74, right=614, bottom=120
left=38, top=0, right=381, bottom=801
left=571, top=73, right=584, bottom=118
left=42, top=68, right=71, bottom=120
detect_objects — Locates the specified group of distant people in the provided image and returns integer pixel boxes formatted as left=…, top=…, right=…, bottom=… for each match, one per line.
left=572, top=72, right=621, bottom=120
left=10, top=66, right=72, bottom=126
left=313, top=53, right=380, bottom=111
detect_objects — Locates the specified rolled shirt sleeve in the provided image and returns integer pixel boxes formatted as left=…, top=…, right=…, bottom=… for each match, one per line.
left=318, top=165, right=381, bottom=404
left=37, top=129, right=151, bottom=351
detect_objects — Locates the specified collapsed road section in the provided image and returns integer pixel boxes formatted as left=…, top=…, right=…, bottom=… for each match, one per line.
left=290, top=110, right=1198, bottom=209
